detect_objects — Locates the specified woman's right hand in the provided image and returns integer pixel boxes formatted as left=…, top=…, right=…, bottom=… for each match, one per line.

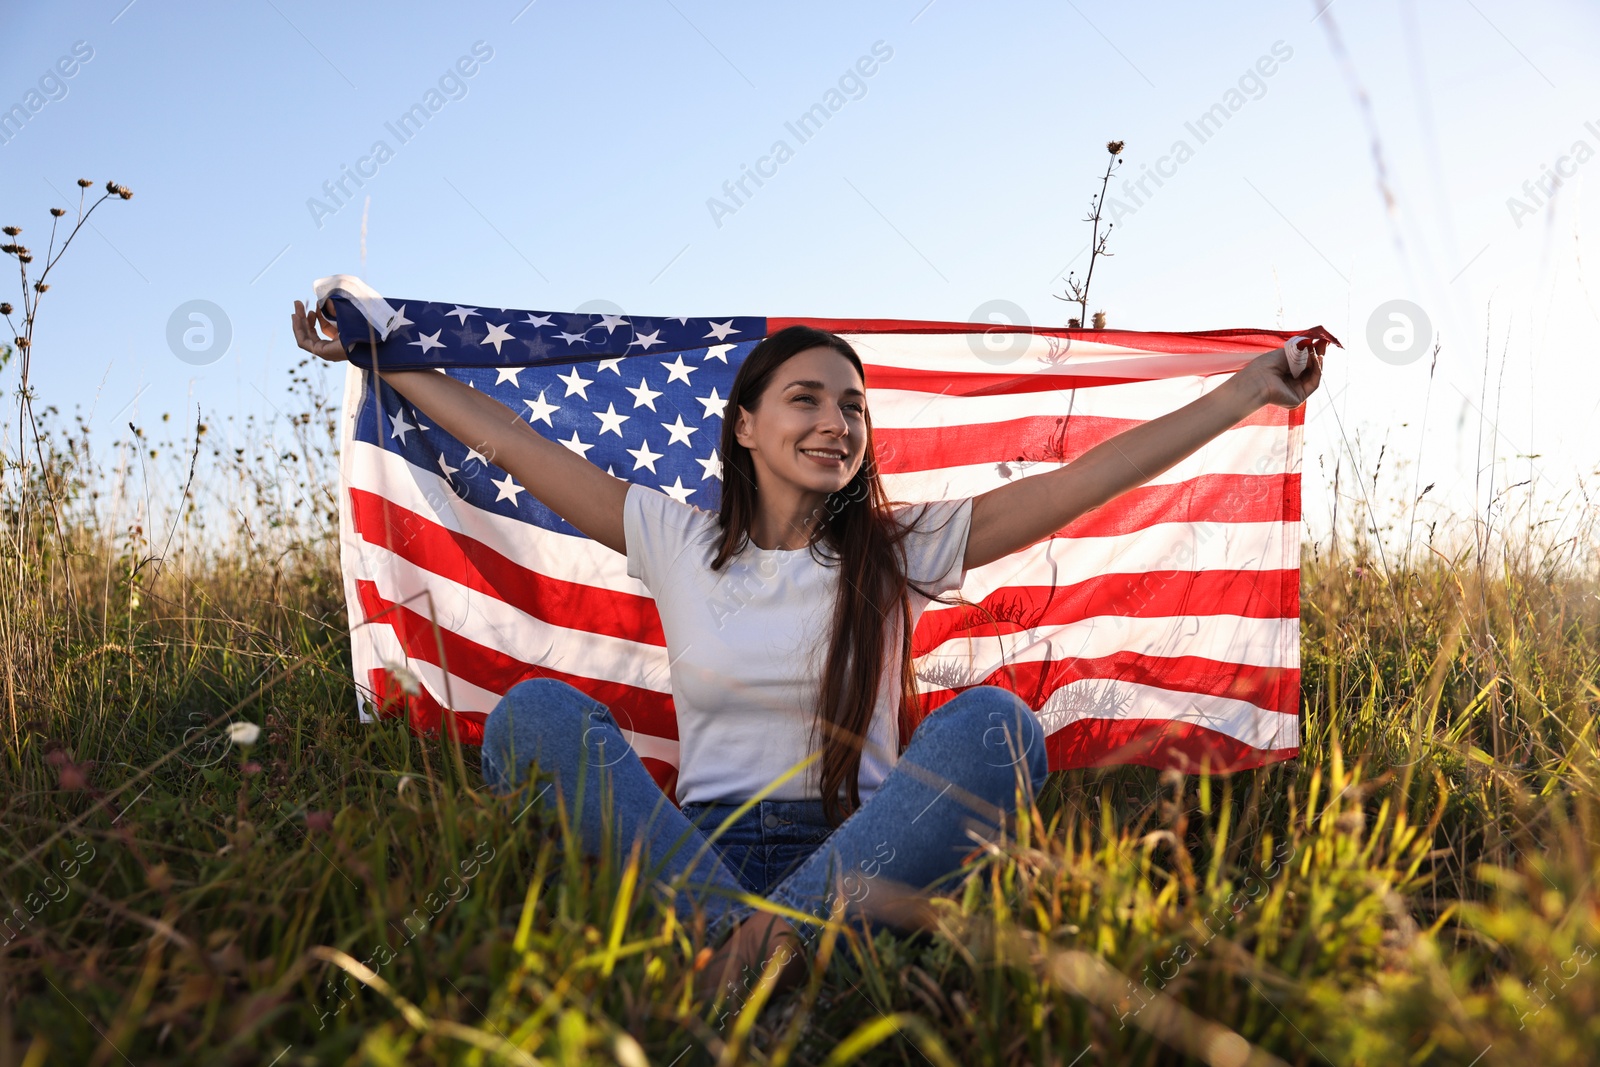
left=292, top=299, right=348, bottom=363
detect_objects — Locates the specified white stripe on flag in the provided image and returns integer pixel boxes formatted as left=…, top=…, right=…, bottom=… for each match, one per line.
left=1030, top=677, right=1299, bottom=750
left=917, top=613, right=1298, bottom=676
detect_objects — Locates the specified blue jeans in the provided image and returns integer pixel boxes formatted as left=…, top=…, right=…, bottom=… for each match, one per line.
left=478, top=677, right=1050, bottom=953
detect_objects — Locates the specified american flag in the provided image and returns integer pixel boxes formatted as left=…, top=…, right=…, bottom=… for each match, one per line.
left=317, top=276, right=1316, bottom=802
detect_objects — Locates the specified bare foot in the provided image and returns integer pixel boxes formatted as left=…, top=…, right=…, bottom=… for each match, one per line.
left=694, top=910, right=808, bottom=1010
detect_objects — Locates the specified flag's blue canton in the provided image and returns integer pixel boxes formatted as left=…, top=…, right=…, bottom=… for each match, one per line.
left=329, top=295, right=764, bottom=368
left=350, top=305, right=761, bottom=537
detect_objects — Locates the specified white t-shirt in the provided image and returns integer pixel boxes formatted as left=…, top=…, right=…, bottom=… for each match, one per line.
left=623, top=482, right=974, bottom=806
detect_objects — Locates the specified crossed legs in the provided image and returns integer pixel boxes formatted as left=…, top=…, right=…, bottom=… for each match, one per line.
left=478, top=677, right=1050, bottom=1009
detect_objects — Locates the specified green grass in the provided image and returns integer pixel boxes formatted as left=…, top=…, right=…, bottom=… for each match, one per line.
left=3, top=358, right=1600, bottom=1066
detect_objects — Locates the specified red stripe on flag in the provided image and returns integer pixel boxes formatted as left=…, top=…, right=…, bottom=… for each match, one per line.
left=366, top=666, right=487, bottom=744
left=1031, top=474, right=1299, bottom=540
left=350, top=488, right=666, bottom=647
left=915, top=651, right=1299, bottom=721
left=912, top=567, right=1300, bottom=655
left=768, top=319, right=1332, bottom=355
left=354, top=580, right=678, bottom=741
left=874, top=408, right=1290, bottom=473
left=864, top=363, right=1149, bottom=395
left=1042, top=717, right=1298, bottom=773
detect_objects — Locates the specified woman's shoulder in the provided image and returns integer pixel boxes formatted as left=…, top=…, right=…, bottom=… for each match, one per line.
left=884, top=496, right=974, bottom=594
left=886, top=495, right=972, bottom=532
left=628, top=482, right=718, bottom=529
left=623, top=482, right=722, bottom=586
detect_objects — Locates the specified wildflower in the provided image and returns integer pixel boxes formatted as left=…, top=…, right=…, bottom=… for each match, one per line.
left=306, top=810, right=335, bottom=833
left=1107, top=140, right=1125, bottom=155
left=384, top=661, right=422, bottom=697
left=241, top=761, right=263, bottom=776
left=0, top=304, right=11, bottom=316
left=146, top=863, right=172, bottom=891
left=1092, top=311, right=1106, bottom=329
left=49, top=751, right=92, bottom=791
left=2, top=226, right=18, bottom=236
left=33, top=283, right=48, bottom=293
left=614, top=1034, right=649, bottom=1067
left=226, top=721, right=261, bottom=747
left=119, top=187, right=133, bottom=200
left=49, top=208, right=64, bottom=218
left=77, top=178, right=92, bottom=188
left=104, top=180, right=117, bottom=195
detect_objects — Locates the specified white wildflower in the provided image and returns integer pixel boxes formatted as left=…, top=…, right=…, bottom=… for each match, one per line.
left=226, top=721, right=261, bottom=747
left=383, top=661, right=421, bottom=696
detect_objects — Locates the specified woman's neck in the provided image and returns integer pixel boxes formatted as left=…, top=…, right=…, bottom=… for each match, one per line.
left=747, top=485, right=833, bottom=551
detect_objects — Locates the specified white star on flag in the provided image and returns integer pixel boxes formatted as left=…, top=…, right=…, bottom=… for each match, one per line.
left=446, top=305, right=482, bottom=324
left=626, top=377, right=663, bottom=411
left=481, top=322, right=516, bottom=354
left=557, top=367, right=594, bottom=400
left=660, top=355, right=696, bottom=384
left=695, top=387, right=726, bottom=419
left=704, top=320, right=738, bottom=341
left=626, top=437, right=663, bottom=473
left=627, top=329, right=664, bottom=350
left=388, top=409, right=416, bottom=443
left=524, top=390, right=560, bottom=426
left=660, top=476, right=696, bottom=503
left=661, top=414, right=698, bottom=447
left=409, top=330, right=446, bottom=354
left=696, top=448, right=724, bottom=481
left=495, top=367, right=524, bottom=386
left=491, top=472, right=523, bottom=503
left=593, top=402, right=630, bottom=437
left=558, top=431, right=594, bottom=457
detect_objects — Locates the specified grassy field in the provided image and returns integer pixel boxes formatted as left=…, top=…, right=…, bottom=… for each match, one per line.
left=3, top=328, right=1600, bottom=1064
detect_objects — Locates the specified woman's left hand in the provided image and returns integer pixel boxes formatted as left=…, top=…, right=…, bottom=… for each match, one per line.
left=1241, top=334, right=1332, bottom=409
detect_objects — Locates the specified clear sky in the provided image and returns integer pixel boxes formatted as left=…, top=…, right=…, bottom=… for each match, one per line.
left=3, top=0, right=1597, bottom=562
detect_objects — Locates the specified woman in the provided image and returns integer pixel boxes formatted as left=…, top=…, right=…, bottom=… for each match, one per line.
left=292, top=300, right=1325, bottom=1010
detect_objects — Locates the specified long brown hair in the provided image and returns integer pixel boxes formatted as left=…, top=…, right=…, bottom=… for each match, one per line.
left=710, top=325, right=960, bottom=827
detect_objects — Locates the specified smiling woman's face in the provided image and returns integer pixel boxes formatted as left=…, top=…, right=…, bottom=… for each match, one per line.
left=734, top=345, right=868, bottom=496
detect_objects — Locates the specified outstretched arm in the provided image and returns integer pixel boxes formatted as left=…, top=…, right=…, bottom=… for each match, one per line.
left=962, top=338, right=1326, bottom=572
left=292, top=299, right=628, bottom=555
